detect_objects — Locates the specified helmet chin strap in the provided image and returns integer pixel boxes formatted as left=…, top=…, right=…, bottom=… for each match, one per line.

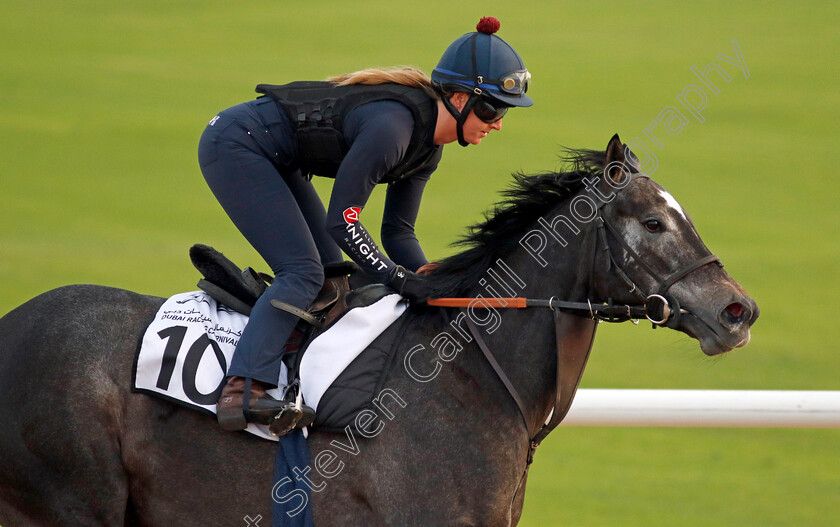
left=440, top=33, right=484, bottom=147
left=442, top=94, right=478, bottom=147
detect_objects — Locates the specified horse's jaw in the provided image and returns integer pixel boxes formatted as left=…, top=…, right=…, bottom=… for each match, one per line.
left=677, top=307, right=756, bottom=356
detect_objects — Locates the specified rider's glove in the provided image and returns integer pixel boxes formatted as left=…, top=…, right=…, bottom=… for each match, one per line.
left=387, top=265, right=431, bottom=303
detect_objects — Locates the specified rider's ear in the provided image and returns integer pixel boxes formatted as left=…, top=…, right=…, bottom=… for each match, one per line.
left=450, top=92, right=468, bottom=110
left=604, top=133, right=631, bottom=186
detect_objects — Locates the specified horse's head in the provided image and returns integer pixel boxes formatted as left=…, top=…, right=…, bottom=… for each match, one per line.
left=592, top=134, right=759, bottom=355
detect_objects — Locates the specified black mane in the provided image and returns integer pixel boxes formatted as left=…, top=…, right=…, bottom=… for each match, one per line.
left=426, top=147, right=610, bottom=298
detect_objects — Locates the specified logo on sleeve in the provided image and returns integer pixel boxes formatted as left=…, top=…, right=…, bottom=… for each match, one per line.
left=343, top=207, right=361, bottom=224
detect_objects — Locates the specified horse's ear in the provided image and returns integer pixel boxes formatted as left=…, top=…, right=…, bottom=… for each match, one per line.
left=624, top=145, right=642, bottom=172
left=604, top=133, right=627, bottom=183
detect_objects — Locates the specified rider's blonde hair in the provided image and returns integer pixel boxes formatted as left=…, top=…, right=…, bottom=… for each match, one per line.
left=327, top=66, right=438, bottom=99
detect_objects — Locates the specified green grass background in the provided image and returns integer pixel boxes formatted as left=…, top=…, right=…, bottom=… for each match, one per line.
left=1, top=1, right=838, bottom=525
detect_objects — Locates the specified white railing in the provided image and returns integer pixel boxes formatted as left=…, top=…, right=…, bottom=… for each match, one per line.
left=562, top=390, right=840, bottom=428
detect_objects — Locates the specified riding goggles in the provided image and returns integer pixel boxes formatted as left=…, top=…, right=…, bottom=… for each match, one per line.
left=472, top=97, right=509, bottom=123
left=495, top=69, right=531, bottom=95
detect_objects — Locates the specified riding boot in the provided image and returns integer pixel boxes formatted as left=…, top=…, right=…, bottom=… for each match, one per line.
left=216, top=376, right=314, bottom=435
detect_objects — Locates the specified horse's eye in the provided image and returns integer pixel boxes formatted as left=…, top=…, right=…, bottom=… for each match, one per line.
left=643, top=219, right=663, bottom=233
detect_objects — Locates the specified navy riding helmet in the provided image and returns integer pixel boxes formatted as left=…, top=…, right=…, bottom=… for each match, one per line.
left=432, top=16, right=532, bottom=146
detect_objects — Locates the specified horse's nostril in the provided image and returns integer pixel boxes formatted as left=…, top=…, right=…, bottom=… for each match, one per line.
left=725, top=302, right=744, bottom=319
left=720, top=302, right=751, bottom=327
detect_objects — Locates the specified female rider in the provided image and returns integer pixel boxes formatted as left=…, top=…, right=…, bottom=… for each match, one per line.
left=197, top=16, right=533, bottom=433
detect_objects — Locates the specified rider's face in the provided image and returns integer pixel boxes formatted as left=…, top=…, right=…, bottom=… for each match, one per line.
left=451, top=93, right=503, bottom=145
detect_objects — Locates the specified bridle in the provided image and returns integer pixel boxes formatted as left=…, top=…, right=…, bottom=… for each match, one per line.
left=425, top=173, right=726, bottom=489
left=591, top=175, right=723, bottom=327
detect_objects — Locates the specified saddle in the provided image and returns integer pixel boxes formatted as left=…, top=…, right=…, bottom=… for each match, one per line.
left=189, top=243, right=386, bottom=358
left=189, top=245, right=411, bottom=432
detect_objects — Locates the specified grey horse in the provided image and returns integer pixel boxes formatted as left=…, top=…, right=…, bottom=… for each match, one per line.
left=0, top=135, right=758, bottom=526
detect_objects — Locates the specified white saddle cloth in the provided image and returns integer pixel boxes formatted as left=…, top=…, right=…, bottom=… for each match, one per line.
left=133, top=291, right=405, bottom=441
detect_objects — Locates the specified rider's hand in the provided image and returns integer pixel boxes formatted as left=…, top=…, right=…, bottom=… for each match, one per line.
left=387, top=265, right=431, bottom=302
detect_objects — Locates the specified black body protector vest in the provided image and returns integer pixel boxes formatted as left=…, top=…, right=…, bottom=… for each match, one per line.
left=256, top=82, right=440, bottom=183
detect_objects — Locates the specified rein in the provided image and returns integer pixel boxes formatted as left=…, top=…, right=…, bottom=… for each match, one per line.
left=428, top=296, right=653, bottom=322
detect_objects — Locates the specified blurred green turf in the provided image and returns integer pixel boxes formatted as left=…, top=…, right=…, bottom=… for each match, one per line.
left=1, top=1, right=838, bottom=525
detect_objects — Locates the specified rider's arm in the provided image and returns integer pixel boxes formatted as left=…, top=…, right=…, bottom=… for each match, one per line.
left=381, top=151, right=441, bottom=272
left=325, top=101, right=417, bottom=283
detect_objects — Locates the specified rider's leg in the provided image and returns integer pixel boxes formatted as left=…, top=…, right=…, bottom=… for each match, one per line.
left=200, top=134, right=323, bottom=430
left=282, top=168, right=344, bottom=266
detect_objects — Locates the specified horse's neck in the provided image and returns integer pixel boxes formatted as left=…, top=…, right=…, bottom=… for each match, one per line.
left=308, top=231, right=597, bottom=523
left=472, top=225, right=597, bottom=434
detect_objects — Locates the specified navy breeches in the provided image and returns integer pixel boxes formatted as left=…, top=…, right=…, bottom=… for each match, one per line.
left=198, top=100, right=343, bottom=385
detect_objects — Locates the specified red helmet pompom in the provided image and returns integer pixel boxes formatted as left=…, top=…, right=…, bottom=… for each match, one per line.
left=476, top=16, right=501, bottom=35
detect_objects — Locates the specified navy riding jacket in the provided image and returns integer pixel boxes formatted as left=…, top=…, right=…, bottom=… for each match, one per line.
left=241, top=96, right=443, bottom=282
